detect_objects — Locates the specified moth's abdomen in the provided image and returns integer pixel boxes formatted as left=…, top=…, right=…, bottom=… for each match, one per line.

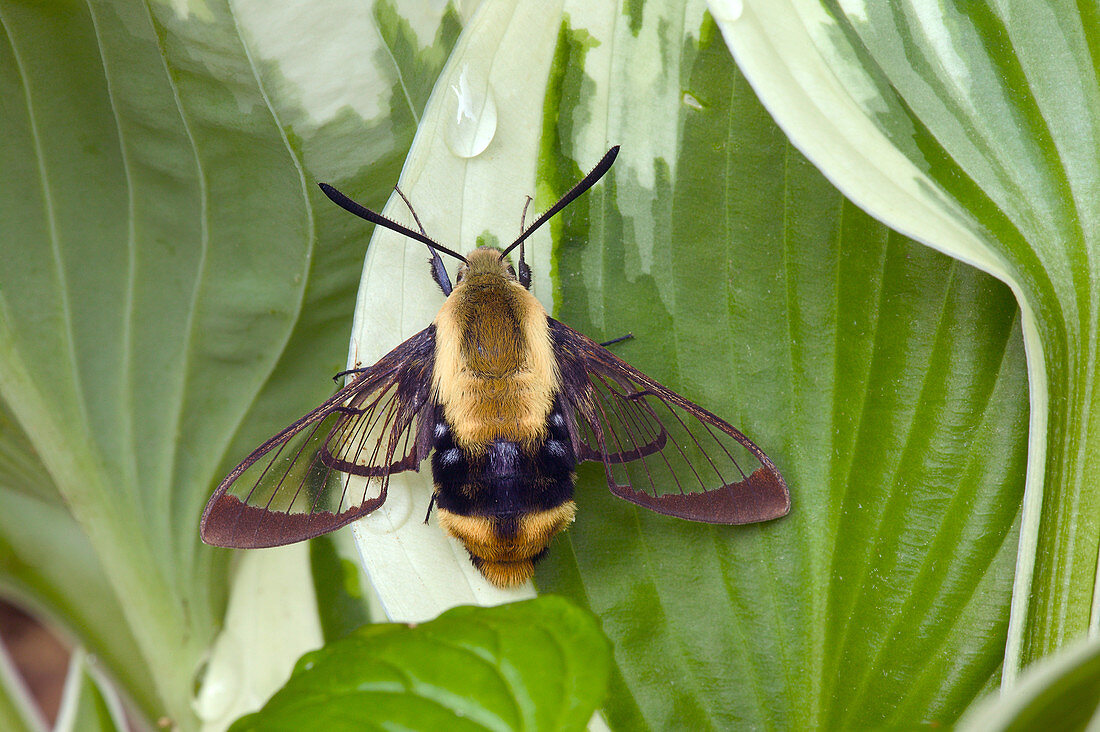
left=431, top=402, right=577, bottom=587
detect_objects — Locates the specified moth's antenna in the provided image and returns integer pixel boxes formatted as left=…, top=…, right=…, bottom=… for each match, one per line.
left=520, top=196, right=532, bottom=231
left=395, top=184, right=453, bottom=296
left=394, top=185, right=427, bottom=234
left=517, top=196, right=532, bottom=288
left=318, top=183, right=468, bottom=263
left=499, top=146, right=619, bottom=261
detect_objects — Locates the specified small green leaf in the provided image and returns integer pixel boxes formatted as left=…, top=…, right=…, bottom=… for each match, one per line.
left=229, top=597, right=610, bottom=732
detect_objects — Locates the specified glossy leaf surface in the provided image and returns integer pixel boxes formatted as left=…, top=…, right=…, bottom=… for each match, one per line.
left=0, top=0, right=1045, bottom=729
left=344, top=2, right=1029, bottom=728
left=0, top=0, right=460, bottom=724
left=230, top=597, right=610, bottom=732
left=713, top=0, right=1100, bottom=680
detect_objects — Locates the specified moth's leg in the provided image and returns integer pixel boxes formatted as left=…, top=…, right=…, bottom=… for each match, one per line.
left=332, top=366, right=369, bottom=383
left=600, top=333, right=634, bottom=348
left=333, top=345, right=366, bottom=383
left=423, top=493, right=437, bottom=524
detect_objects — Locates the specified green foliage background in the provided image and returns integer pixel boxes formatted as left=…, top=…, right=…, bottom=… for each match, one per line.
left=0, top=0, right=1094, bottom=729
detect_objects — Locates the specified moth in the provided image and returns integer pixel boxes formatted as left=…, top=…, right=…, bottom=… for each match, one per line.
left=200, top=147, right=790, bottom=587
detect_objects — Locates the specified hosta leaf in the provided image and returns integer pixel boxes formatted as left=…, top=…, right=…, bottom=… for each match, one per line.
left=345, top=0, right=571, bottom=619
left=959, top=634, right=1100, bottom=731
left=54, top=650, right=129, bottom=732
left=229, top=597, right=610, bottom=732
left=342, top=0, right=1030, bottom=728
left=0, top=641, right=42, bottom=732
left=711, top=0, right=1100, bottom=679
left=0, top=0, right=459, bottom=725
left=0, top=396, right=154, bottom=713
left=534, top=7, right=1029, bottom=728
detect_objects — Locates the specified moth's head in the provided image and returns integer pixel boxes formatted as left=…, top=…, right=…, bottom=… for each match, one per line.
left=455, top=246, right=518, bottom=285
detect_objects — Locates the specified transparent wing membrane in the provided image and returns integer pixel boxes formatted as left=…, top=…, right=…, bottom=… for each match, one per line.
left=553, top=320, right=789, bottom=524
left=201, top=328, right=435, bottom=548
left=320, top=386, right=422, bottom=478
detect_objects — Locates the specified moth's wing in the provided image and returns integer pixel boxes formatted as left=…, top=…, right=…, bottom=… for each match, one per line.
left=551, top=319, right=790, bottom=524
left=200, top=326, right=436, bottom=548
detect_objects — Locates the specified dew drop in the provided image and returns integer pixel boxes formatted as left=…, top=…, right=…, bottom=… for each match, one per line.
left=445, top=63, right=497, bottom=158
left=711, top=0, right=743, bottom=23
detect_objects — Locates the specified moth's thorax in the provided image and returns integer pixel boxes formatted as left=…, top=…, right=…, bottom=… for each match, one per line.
left=432, top=255, right=558, bottom=451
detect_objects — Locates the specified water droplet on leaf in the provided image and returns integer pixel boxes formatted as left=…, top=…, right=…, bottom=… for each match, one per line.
left=445, top=64, right=497, bottom=158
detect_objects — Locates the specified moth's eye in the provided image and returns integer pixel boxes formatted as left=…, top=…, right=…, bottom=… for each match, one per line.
left=506, top=265, right=517, bottom=279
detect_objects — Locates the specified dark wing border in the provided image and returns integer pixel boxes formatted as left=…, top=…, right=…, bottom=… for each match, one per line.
left=551, top=318, right=790, bottom=524
left=200, top=326, right=436, bottom=548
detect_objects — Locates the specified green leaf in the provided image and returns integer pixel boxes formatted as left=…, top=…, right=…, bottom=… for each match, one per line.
left=0, top=642, right=43, bottom=732
left=711, top=0, right=1100, bottom=679
left=331, top=1, right=1029, bottom=727
left=0, top=0, right=459, bottom=725
left=54, top=650, right=128, bottom=732
left=959, top=635, right=1100, bottom=731
left=309, top=534, right=371, bottom=642
left=229, top=597, right=610, bottom=732
left=533, top=8, right=1027, bottom=728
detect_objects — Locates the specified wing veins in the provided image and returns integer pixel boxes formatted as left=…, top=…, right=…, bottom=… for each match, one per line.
left=594, top=375, right=689, bottom=497
left=333, top=390, right=395, bottom=513
left=323, top=387, right=393, bottom=475
left=201, top=326, right=438, bottom=548
left=348, top=391, right=402, bottom=513
left=326, top=399, right=378, bottom=468
left=240, top=418, right=315, bottom=510
left=594, top=374, right=671, bottom=462
left=594, top=373, right=671, bottom=494
left=605, top=374, right=709, bottom=493
left=256, top=416, right=329, bottom=513
left=651, top=394, right=728, bottom=490
left=697, top=417, right=750, bottom=482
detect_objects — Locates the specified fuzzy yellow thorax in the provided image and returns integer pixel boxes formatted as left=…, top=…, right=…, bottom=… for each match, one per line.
left=431, top=248, right=559, bottom=451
